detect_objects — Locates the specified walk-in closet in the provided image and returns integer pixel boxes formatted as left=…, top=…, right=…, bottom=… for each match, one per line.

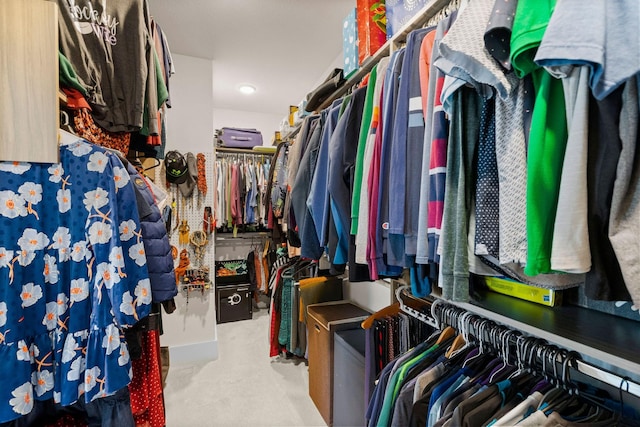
left=2, top=0, right=640, bottom=426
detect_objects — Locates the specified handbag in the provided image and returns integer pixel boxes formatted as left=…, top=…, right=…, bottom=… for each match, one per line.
left=215, top=127, right=263, bottom=148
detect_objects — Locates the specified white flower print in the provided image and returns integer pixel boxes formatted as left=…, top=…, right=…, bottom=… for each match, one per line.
left=16, top=250, right=36, bottom=267
left=119, top=219, right=137, bottom=242
left=70, top=142, right=92, bottom=157
left=0, top=162, right=31, bottom=174
left=0, top=190, right=27, bottom=218
left=53, top=391, right=61, bottom=404
left=32, top=370, right=54, bottom=397
left=9, top=382, right=34, bottom=415
left=62, top=335, right=79, bottom=363
left=56, top=293, right=69, bottom=316
left=67, top=356, right=85, bottom=381
left=88, top=222, right=112, bottom=245
left=42, top=301, right=57, bottom=331
left=96, top=262, right=121, bottom=290
left=118, top=343, right=130, bottom=366
left=113, top=166, right=130, bottom=189
left=16, top=340, right=31, bottom=361
left=109, top=246, right=125, bottom=269
left=43, top=254, right=59, bottom=284
left=71, top=241, right=88, bottom=262
left=119, top=291, right=135, bottom=316
left=58, top=246, right=71, bottom=262
left=51, top=227, right=71, bottom=250
left=0, top=247, right=13, bottom=268
left=18, top=251, right=36, bottom=267
left=69, top=278, right=89, bottom=303
left=48, top=164, right=64, bottom=183
left=20, top=283, right=43, bottom=308
left=102, top=324, right=121, bottom=355
left=87, top=152, right=109, bottom=173
left=73, top=329, right=89, bottom=340
left=83, top=188, right=109, bottom=212
left=30, top=343, right=40, bottom=359
left=135, top=279, right=152, bottom=306
left=0, top=301, right=7, bottom=327
left=84, top=366, right=101, bottom=393
left=128, top=242, right=147, bottom=267
left=56, top=188, right=71, bottom=213
left=18, top=228, right=49, bottom=251
left=18, top=182, right=42, bottom=205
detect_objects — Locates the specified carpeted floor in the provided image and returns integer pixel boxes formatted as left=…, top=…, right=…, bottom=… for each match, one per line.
left=163, top=305, right=326, bottom=426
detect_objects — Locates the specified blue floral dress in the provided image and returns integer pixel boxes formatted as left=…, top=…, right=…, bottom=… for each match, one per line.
left=0, top=139, right=152, bottom=423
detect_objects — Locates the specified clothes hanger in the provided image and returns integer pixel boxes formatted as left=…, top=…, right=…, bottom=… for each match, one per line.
left=444, top=311, right=473, bottom=358
left=361, top=303, right=402, bottom=329
left=58, top=127, right=80, bottom=146
left=59, top=110, right=76, bottom=135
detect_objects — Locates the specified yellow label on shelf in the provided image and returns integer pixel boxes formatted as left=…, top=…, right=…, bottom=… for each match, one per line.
left=484, top=277, right=560, bottom=307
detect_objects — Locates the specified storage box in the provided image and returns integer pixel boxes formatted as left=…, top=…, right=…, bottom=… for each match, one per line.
left=333, top=329, right=366, bottom=427
left=216, top=284, right=253, bottom=324
left=484, top=276, right=561, bottom=307
left=215, top=259, right=249, bottom=285
left=343, top=8, right=359, bottom=78
left=357, top=0, right=387, bottom=65
left=307, top=301, right=370, bottom=426
left=386, top=0, right=427, bottom=39
left=215, top=127, right=263, bottom=148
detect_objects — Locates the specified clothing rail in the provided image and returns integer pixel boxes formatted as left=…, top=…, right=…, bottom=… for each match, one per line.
left=394, top=285, right=437, bottom=329
left=395, top=285, right=640, bottom=398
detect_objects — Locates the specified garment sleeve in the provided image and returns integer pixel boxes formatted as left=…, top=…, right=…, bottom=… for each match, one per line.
left=88, top=153, right=152, bottom=328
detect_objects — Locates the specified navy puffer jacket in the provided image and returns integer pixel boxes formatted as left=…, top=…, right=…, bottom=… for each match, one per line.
left=126, top=162, right=178, bottom=302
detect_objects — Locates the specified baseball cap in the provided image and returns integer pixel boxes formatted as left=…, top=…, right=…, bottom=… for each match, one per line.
left=165, top=150, right=188, bottom=184
left=177, top=152, right=198, bottom=198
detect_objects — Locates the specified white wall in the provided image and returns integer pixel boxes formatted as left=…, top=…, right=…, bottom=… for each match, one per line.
left=344, top=280, right=393, bottom=313
left=164, top=54, right=215, bottom=154
left=212, top=108, right=282, bottom=146
left=160, top=54, right=218, bottom=363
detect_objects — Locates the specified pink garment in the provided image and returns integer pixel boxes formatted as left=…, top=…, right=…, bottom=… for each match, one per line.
left=230, top=163, right=243, bottom=225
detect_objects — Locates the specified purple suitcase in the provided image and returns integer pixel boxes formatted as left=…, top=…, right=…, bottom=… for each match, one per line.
left=216, top=127, right=263, bottom=148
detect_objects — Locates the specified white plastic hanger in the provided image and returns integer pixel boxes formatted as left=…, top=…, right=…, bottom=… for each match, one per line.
left=58, top=128, right=81, bottom=146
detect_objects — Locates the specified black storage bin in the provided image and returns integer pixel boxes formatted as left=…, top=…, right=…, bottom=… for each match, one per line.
left=216, top=284, right=252, bottom=324
left=333, top=329, right=366, bottom=427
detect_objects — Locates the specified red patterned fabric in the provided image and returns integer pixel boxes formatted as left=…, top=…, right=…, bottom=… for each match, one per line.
left=129, top=331, right=165, bottom=427
left=73, top=108, right=132, bottom=155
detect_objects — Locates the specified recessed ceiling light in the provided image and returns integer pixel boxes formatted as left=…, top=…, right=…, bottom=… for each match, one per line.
left=238, top=84, right=256, bottom=95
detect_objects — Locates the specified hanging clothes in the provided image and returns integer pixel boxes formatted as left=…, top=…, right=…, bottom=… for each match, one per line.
left=214, top=153, right=271, bottom=231
left=0, top=137, right=153, bottom=423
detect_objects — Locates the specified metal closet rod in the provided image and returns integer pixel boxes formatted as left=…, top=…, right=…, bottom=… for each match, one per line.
left=395, top=286, right=640, bottom=398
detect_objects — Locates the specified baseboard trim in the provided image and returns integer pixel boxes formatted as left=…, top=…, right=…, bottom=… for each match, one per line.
left=168, top=340, right=219, bottom=365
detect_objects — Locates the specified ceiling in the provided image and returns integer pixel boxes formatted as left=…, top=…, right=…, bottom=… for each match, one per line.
left=149, top=0, right=354, bottom=116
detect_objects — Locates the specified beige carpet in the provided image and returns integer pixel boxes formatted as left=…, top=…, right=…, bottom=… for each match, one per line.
left=163, top=306, right=326, bottom=426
